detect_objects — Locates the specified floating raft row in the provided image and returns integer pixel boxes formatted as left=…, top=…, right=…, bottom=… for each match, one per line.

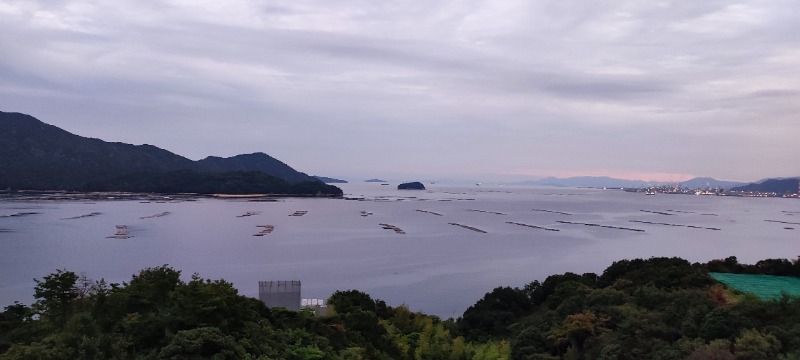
left=506, top=221, right=560, bottom=232
left=253, top=225, right=275, bottom=236
left=140, top=212, right=170, bottom=219
left=107, top=225, right=132, bottom=239
left=360, top=211, right=374, bottom=217
left=379, top=223, right=405, bottom=234
left=765, top=220, right=800, bottom=226
left=237, top=211, right=260, bottom=218
left=61, top=212, right=102, bottom=220
left=289, top=210, right=308, bottom=217
left=468, top=209, right=507, bottom=215
left=449, top=222, right=487, bottom=233
left=0, top=212, right=41, bottom=218
left=640, top=210, right=674, bottom=216
left=628, top=220, right=719, bottom=231
left=665, top=209, right=719, bottom=216
left=532, top=208, right=572, bottom=216
left=557, top=220, right=645, bottom=232
left=416, top=209, right=443, bottom=216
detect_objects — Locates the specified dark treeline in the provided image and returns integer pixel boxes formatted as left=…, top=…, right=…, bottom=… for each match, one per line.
left=85, top=170, right=344, bottom=196
left=3, top=257, right=800, bottom=359
left=1, top=169, right=343, bottom=196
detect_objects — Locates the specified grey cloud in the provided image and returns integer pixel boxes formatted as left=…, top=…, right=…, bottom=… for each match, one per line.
left=1, top=0, right=799, bottom=181
left=748, top=89, right=800, bottom=99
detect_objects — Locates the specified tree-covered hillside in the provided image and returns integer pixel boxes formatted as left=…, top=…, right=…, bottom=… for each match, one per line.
left=459, top=257, right=800, bottom=359
left=0, top=111, right=337, bottom=196
left=0, top=267, right=507, bottom=360
left=3, top=257, right=800, bottom=359
left=0, top=112, right=195, bottom=190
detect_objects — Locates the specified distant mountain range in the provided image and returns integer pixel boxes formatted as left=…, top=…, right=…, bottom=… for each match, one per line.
left=0, top=111, right=341, bottom=196
left=515, top=176, right=747, bottom=189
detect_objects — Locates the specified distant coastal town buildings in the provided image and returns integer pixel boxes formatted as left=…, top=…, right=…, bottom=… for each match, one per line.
left=623, top=178, right=800, bottom=198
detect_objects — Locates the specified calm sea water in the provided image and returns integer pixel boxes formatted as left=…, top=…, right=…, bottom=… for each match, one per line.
left=1, top=184, right=798, bottom=317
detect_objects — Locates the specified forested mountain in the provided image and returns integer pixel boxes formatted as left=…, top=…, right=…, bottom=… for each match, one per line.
left=196, top=153, right=317, bottom=184
left=3, top=257, right=800, bottom=359
left=0, top=112, right=195, bottom=190
left=0, top=111, right=340, bottom=195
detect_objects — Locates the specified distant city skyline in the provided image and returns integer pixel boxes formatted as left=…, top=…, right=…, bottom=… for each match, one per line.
left=2, top=1, right=799, bottom=183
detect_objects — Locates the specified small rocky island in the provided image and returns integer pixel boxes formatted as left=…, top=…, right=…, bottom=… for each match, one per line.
left=397, top=182, right=425, bottom=190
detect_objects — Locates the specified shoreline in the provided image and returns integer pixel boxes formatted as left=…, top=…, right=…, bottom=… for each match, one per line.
left=0, top=190, right=343, bottom=202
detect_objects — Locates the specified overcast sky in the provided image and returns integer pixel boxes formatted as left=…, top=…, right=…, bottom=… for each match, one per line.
left=2, top=1, right=798, bottom=182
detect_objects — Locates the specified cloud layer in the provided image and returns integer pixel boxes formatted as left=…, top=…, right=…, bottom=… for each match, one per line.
left=2, top=0, right=799, bottom=182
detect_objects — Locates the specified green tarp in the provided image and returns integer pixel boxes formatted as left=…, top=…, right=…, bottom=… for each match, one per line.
left=710, top=272, right=800, bottom=300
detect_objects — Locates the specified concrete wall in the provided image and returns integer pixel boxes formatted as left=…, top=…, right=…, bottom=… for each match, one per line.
left=258, top=280, right=301, bottom=310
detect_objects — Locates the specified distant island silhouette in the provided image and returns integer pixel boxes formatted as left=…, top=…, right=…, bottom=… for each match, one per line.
left=398, top=182, right=425, bottom=190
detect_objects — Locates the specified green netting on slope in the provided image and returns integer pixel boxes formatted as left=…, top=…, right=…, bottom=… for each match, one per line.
left=710, top=272, right=800, bottom=300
